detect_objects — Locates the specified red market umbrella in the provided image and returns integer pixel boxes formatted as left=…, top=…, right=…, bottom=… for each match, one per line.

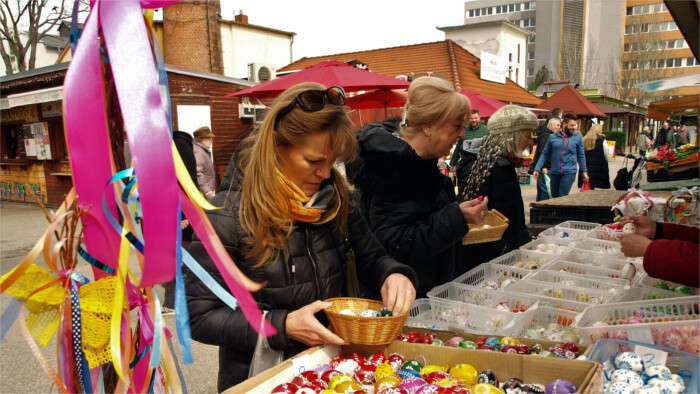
left=227, top=60, right=411, bottom=99
left=458, top=89, right=507, bottom=118
left=347, top=89, right=407, bottom=118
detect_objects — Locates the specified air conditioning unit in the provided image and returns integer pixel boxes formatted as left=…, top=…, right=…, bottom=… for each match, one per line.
left=248, top=63, right=276, bottom=83
left=254, top=107, right=267, bottom=123
left=238, top=103, right=267, bottom=122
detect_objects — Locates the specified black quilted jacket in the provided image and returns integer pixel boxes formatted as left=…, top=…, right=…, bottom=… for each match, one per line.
left=186, top=157, right=417, bottom=391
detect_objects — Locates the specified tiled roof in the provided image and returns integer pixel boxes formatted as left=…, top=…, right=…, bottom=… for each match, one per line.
left=278, top=40, right=541, bottom=106
left=536, top=85, right=606, bottom=116
left=593, top=102, right=644, bottom=116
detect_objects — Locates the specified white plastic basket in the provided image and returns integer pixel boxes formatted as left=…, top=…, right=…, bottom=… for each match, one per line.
left=528, top=270, right=630, bottom=293
left=638, top=273, right=700, bottom=295
left=427, top=282, right=539, bottom=314
left=555, top=251, right=644, bottom=273
left=554, top=220, right=602, bottom=232
left=544, top=260, right=643, bottom=287
left=572, top=238, right=627, bottom=259
left=538, top=226, right=588, bottom=240
left=489, top=249, right=558, bottom=271
left=503, top=279, right=621, bottom=312
left=519, top=238, right=578, bottom=259
left=573, top=296, right=700, bottom=354
left=406, top=298, right=523, bottom=335
left=452, top=262, right=532, bottom=290
left=505, top=306, right=582, bottom=341
left=585, top=226, right=624, bottom=242
left=613, top=287, right=692, bottom=303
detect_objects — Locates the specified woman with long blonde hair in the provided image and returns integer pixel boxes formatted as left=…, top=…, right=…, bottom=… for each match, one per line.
left=186, top=82, right=417, bottom=391
left=578, top=122, right=610, bottom=190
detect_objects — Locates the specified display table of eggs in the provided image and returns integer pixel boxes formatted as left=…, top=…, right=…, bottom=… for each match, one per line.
left=395, top=330, right=584, bottom=360
left=270, top=349, right=581, bottom=394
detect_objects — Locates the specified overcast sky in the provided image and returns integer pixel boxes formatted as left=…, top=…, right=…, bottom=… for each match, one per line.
left=218, top=1, right=467, bottom=62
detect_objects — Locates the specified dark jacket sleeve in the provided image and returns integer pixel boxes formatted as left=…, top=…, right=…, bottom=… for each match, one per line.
left=347, top=208, right=418, bottom=292
left=174, top=138, right=198, bottom=187
left=576, top=136, right=588, bottom=173
left=534, top=137, right=553, bottom=173
left=644, top=238, right=699, bottom=288
left=185, top=207, right=294, bottom=353
left=368, top=195, right=468, bottom=269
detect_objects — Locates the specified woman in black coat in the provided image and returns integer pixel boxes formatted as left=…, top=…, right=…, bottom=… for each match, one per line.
left=578, top=124, right=610, bottom=189
left=457, top=105, right=536, bottom=263
left=186, top=83, right=417, bottom=391
left=346, top=77, right=488, bottom=297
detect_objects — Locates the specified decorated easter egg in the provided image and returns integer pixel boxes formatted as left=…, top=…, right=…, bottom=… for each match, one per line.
left=436, top=378, right=460, bottom=388
left=499, top=337, right=518, bottom=346
left=431, top=338, right=445, bottom=346
left=502, top=378, right=523, bottom=390
left=379, top=388, right=409, bottom=394
left=272, top=383, right=300, bottom=393
left=649, top=378, right=683, bottom=394
left=545, top=379, right=577, bottom=394
left=303, top=379, right=327, bottom=393
left=314, top=364, right=333, bottom=374
left=485, top=337, right=500, bottom=348
left=320, top=369, right=342, bottom=384
left=419, top=364, right=448, bottom=377
left=376, top=362, right=397, bottom=380
left=426, top=371, right=450, bottom=384
left=359, top=309, right=380, bottom=317
left=369, top=351, right=387, bottom=366
left=334, top=380, right=361, bottom=394
left=335, top=359, right=360, bottom=375
left=446, top=336, right=464, bottom=347
left=294, top=388, right=316, bottom=394
left=643, top=364, right=671, bottom=381
left=399, top=377, right=428, bottom=394
left=415, top=384, right=442, bottom=394
left=614, top=352, right=644, bottom=373
left=530, top=343, right=544, bottom=353
left=610, top=369, right=638, bottom=383
left=620, top=263, right=636, bottom=281
left=635, top=385, right=659, bottom=394
left=671, top=374, right=685, bottom=391
left=477, top=369, right=498, bottom=386
left=398, top=368, right=422, bottom=380
left=319, top=389, right=336, bottom=394
left=606, top=381, right=634, bottom=394
left=388, top=354, right=405, bottom=371
left=402, top=360, right=423, bottom=373
left=520, top=384, right=545, bottom=393
left=404, top=332, right=420, bottom=343
left=622, top=223, right=636, bottom=235
left=449, top=364, right=478, bottom=385
left=458, top=340, right=478, bottom=349
left=675, top=286, right=691, bottom=294
left=470, top=383, right=502, bottom=394
left=328, top=374, right=354, bottom=390
left=374, top=375, right=401, bottom=392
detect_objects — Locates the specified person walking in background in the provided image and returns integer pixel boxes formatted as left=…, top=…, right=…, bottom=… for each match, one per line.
left=529, top=117, right=560, bottom=201
left=456, top=105, right=536, bottom=262
left=347, top=77, right=488, bottom=297
left=193, top=126, right=216, bottom=199
left=636, top=126, right=651, bottom=156
left=449, top=109, right=489, bottom=169
left=532, top=114, right=588, bottom=198
left=578, top=123, right=610, bottom=190
left=654, top=121, right=670, bottom=148
left=678, top=125, right=689, bottom=146
left=667, top=125, right=679, bottom=150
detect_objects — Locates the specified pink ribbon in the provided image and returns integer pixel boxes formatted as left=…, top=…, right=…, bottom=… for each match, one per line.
left=623, top=188, right=653, bottom=213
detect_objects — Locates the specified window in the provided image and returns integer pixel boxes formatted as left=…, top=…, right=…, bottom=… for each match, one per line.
left=488, top=7, right=493, bottom=15
left=642, top=4, right=650, bottom=14
left=515, top=3, right=521, bottom=11
left=523, top=19, right=529, bottom=27
left=677, top=40, right=686, bottom=48
left=626, top=7, right=633, bottom=15
left=509, top=4, right=515, bottom=12
left=496, top=5, right=501, bottom=13
left=675, top=58, right=682, bottom=67
left=531, top=18, right=536, bottom=25
left=475, top=9, right=480, bottom=16
left=528, top=51, right=535, bottom=60
left=528, top=67, right=534, bottom=76
left=530, top=1, right=536, bottom=10
left=623, top=61, right=630, bottom=70
left=623, top=43, right=630, bottom=52
left=666, top=59, right=674, bottom=68
left=625, top=25, right=633, bottom=35
left=524, top=2, right=530, bottom=10
left=469, top=9, right=474, bottom=17
left=687, top=57, right=696, bottom=67
left=509, top=53, right=513, bottom=62
left=516, top=68, right=519, bottom=84
left=518, top=44, right=521, bottom=62
left=530, top=34, right=535, bottom=43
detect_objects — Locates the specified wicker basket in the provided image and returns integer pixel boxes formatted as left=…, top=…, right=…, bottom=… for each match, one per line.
left=324, top=297, right=407, bottom=345
left=462, top=209, right=510, bottom=245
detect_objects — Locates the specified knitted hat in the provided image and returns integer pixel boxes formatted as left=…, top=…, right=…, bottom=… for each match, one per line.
left=193, top=126, right=215, bottom=138
left=487, top=104, right=538, bottom=135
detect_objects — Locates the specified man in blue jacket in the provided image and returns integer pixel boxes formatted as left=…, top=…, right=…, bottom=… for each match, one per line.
left=532, top=114, right=588, bottom=198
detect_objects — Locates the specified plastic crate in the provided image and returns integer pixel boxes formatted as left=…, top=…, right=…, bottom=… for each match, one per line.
left=573, top=296, right=700, bottom=354
left=519, top=237, right=578, bottom=259
left=555, top=221, right=602, bottom=232
left=544, top=260, right=643, bottom=287
left=613, top=287, right=692, bottom=303
left=587, top=339, right=699, bottom=393
left=572, top=238, right=627, bottom=260
left=556, top=251, right=644, bottom=273
left=452, top=263, right=532, bottom=290
left=427, top=282, right=539, bottom=313
left=503, top=279, right=621, bottom=312
left=538, top=226, right=589, bottom=240
left=489, top=249, right=558, bottom=271
left=584, top=226, right=624, bottom=242
left=406, top=298, right=523, bottom=335
left=528, top=270, right=630, bottom=293
left=638, top=273, right=700, bottom=296
left=505, top=305, right=582, bottom=340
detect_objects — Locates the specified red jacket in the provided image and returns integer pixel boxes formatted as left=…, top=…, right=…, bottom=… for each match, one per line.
left=644, top=223, right=699, bottom=288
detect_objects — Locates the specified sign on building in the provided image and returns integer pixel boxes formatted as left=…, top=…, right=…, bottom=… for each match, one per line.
left=480, top=51, right=507, bottom=84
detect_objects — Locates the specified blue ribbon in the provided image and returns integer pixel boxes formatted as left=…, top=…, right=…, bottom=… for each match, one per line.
left=148, top=291, right=164, bottom=368
left=174, top=204, right=193, bottom=364
left=167, top=337, right=189, bottom=393
left=77, top=245, right=116, bottom=274
left=0, top=297, right=23, bottom=342
left=182, top=248, right=239, bottom=311
left=68, top=0, right=81, bottom=54
left=69, top=272, right=92, bottom=394
left=129, top=344, right=151, bottom=369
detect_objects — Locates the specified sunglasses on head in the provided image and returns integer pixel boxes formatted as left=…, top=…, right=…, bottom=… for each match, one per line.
left=274, top=86, right=346, bottom=129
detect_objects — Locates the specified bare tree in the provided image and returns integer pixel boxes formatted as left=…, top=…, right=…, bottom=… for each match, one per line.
left=558, top=32, right=583, bottom=85
left=0, top=0, right=83, bottom=75
left=611, top=13, right=678, bottom=106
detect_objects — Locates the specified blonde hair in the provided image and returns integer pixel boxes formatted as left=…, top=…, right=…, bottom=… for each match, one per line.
left=398, top=76, right=471, bottom=137
left=501, top=130, right=529, bottom=159
left=583, top=123, right=603, bottom=151
left=237, top=82, right=357, bottom=267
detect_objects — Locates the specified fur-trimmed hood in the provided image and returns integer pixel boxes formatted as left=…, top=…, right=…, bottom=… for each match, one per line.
left=346, top=120, right=445, bottom=199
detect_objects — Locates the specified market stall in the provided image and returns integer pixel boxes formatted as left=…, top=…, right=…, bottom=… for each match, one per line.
left=646, top=143, right=700, bottom=183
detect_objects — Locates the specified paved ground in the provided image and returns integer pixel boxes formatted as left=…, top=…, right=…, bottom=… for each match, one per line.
left=0, top=153, right=630, bottom=393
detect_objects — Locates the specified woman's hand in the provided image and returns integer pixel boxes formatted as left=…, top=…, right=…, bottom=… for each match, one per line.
left=582, top=172, right=589, bottom=182
left=620, top=233, right=652, bottom=257
left=380, top=273, right=416, bottom=316
left=459, top=197, right=489, bottom=225
left=286, top=301, right=346, bottom=346
left=533, top=171, right=539, bottom=180
left=620, top=215, right=657, bottom=239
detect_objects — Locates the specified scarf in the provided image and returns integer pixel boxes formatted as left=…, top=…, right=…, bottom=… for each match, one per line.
left=277, top=168, right=340, bottom=224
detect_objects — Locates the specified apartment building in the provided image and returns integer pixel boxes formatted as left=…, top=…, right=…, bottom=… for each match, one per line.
left=463, top=0, right=537, bottom=86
